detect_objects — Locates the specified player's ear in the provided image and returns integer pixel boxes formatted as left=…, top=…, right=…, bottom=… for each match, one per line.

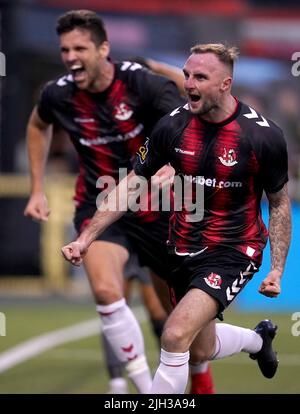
left=220, top=76, right=232, bottom=92
left=98, top=41, right=110, bottom=58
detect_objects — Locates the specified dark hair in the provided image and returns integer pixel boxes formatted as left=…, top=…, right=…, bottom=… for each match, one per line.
left=56, top=10, right=107, bottom=46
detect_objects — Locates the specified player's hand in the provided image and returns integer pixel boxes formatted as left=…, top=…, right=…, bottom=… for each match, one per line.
left=259, top=270, right=282, bottom=298
left=152, top=164, right=175, bottom=188
left=24, top=193, right=51, bottom=222
left=61, top=241, right=88, bottom=266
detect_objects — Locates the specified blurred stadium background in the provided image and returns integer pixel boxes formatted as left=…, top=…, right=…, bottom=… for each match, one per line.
left=0, top=0, right=299, bottom=393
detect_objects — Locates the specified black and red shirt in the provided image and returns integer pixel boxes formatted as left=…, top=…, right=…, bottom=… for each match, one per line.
left=37, top=61, right=182, bottom=211
left=134, top=100, right=288, bottom=263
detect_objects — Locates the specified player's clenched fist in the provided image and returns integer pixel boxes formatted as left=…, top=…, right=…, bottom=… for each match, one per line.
left=61, top=241, right=88, bottom=266
left=258, top=270, right=282, bottom=298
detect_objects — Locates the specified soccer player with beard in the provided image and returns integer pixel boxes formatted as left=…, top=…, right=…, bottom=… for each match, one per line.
left=62, top=43, right=291, bottom=394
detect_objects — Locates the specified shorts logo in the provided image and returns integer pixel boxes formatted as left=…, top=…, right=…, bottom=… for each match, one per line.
left=204, top=272, right=222, bottom=289
left=115, top=102, right=133, bottom=121
left=137, top=138, right=149, bottom=164
left=218, top=147, right=238, bottom=167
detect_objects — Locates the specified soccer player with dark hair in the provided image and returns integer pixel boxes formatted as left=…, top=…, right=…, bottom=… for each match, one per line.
left=24, top=10, right=215, bottom=393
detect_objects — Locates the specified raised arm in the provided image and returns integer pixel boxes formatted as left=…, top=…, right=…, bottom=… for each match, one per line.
left=146, top=58, right=185, bottom=96
left=61, top=170, right=146, bottom=265
left=24, top=107, right=53, bottom=221
left=61, top=162, right=175, bottom=266
left=259, top=184, right=291, bottom=297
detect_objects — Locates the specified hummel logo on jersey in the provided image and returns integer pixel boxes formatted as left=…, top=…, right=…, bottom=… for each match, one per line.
left=243, top=107, right=270, bottom=127
left=175, top=148, right=195, bottom=156
left=204, top=272, right=222, bottom=289
left=218, top=147, right=238, bottom=167
left=115, top=103, right=133, bottom=121
left=170, top=107, right=181, bottom=117
left=169, top=104, right=189, bottom=117
left=57, top=74, right=73, bottom=86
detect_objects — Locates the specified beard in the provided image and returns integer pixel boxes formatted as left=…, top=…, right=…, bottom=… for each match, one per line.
left=196, top=100, right=218, bottom=116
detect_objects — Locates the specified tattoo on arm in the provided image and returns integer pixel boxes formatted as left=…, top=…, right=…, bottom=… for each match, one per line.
left=267, top=184, right=291, bottom=274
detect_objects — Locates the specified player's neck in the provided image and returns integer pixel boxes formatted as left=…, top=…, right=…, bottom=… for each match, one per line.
left=200, top=95, right=236, bottom=124
left=89, top=59, right=114, bottom=93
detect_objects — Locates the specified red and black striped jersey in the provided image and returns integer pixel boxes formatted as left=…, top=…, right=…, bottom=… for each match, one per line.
left=37, top=61, right=183, bottom=209
left=134, top=99, right=289, bottom=263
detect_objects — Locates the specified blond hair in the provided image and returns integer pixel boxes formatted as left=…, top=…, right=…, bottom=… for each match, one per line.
left=190, top=43, right=239, bottom=72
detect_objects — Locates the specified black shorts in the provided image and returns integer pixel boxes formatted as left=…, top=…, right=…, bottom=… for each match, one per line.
left=124, top=252, right=152, bottom=285
left=168, top=247, right=260, bottom=319
left=74, top=204, right=132, bottom=251
left=120, top=211, right=173, bottom=280
left=73, top=205, right=172, bottom=280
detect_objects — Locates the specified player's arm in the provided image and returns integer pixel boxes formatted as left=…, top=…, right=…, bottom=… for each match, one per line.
left=145, top=58, right=185, bottom=96
left=62, top=113, right=173, bottom=265
left=61, top=170, right=147, bottom=265
left=259, top=184, right=291, bottom=298
left=128, top=57, right=185, bottom=96
left=128, top=61, right=184, bottom=118
left=62, top=165, right=172, bottom=266
left=24, top=107, right=53, bottom=221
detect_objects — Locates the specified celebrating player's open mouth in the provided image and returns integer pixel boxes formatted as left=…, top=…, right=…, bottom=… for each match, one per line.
left=70, top=64, right=87, bottom=83
left=188, top=93, right=201, bottom=110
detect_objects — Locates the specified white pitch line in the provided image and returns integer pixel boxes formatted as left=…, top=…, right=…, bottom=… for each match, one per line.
left=0, top=306, right=147, bottom=374
left=0, top=318, right=100, bottom=373
left=1, top=306, right=299, bottom=373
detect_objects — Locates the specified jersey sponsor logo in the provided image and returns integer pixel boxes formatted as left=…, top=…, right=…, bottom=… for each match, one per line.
left=137, top=138, right=149, bottom=164
left=218, top=147, right=238, bottom=167
left=175, top=147, right=195, bottom=156
left=79, top=124, right=144, bottom=146
left=74, top=117, right=95, bottom=123
left=183, top=174, right=242, bottom=189
left=204, top=272, right=222, bottom=289
left=243, top=107, right=270, bottom=127
left=115, top=102, right=133, bottom=121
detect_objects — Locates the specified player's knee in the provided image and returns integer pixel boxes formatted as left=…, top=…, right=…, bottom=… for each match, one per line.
left=93, top=284, right=123, bottom=304
left=161, top=325, right=189, bottom=352
left=189, top=348, right=212, bottom=364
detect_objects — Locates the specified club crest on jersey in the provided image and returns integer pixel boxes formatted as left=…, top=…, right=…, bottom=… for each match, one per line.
left=204, top=272, right=222, bottom=289
left=114, top=102, right=133, bottom=121
left=218, top=147, right=238, bottom=167
left=137, top=138, right=149, bottom=164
